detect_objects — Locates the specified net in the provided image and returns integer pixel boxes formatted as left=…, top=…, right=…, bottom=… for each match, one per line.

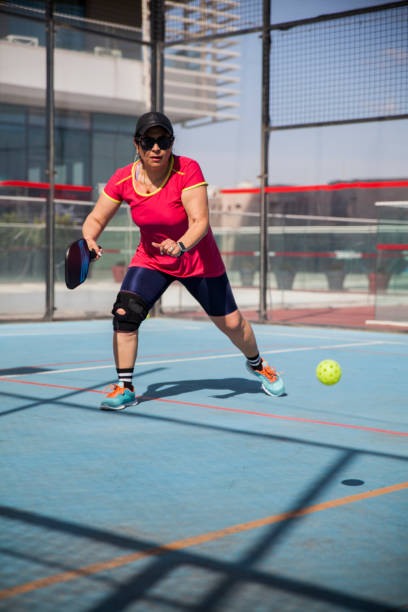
left=164, top=0, right=262, bottom=43
left=270, top=4, right=408, bottom=128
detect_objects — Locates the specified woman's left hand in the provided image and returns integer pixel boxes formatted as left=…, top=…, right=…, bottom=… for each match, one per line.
left=152, top=239, right=181, bottom=257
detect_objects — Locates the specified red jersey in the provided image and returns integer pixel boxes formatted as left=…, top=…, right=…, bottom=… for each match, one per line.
left=103, top=155, right=225, bottom=278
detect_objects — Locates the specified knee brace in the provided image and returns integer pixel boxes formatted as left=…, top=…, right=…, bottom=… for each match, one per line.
left=112, top=291, right=149, bottom=332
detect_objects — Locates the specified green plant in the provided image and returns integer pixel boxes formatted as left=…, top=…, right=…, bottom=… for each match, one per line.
left=327, top=259, right=345, bottom=271
left=376, top=251, right=407, bottom=276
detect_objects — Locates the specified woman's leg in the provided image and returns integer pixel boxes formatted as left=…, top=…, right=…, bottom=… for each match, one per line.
left=209, top=309, right=259, bottom=358
left=100, top=267, right=172, bottom=410
left=180, top=274, right=258, bottom=357
left=209, top=309, right=285, bottom=396
left=112, top=266, right=172, bottom=371
left=181, top=274, right=285, bottom=397
left=113, top=329, right=139, bottom=369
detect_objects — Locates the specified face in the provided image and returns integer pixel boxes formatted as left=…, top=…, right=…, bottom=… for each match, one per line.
left=135, top=126, right=173, bottom=171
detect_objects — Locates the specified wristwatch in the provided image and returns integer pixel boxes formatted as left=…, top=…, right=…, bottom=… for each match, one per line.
left=177, top=241, right=187, bottom=256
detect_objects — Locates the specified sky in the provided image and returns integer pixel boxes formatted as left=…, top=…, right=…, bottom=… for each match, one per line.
left=174, top=0, right=408, bottom=189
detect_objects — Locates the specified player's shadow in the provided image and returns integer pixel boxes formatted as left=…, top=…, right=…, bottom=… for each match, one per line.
left=140, top=377, right=265, bottom=402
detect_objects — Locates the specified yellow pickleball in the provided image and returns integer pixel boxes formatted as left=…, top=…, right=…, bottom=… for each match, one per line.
left=316, top=360, right=342, bottom=385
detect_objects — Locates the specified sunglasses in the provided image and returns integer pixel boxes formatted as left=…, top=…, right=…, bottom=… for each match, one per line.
left=137, top=135, right=174, bottom=151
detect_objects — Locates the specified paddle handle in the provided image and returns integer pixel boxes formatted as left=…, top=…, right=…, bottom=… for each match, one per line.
left=89, top=245, right=102, bottom=261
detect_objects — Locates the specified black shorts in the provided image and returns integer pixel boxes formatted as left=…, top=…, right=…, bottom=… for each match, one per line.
left=121, top=267, right=238, bottom=317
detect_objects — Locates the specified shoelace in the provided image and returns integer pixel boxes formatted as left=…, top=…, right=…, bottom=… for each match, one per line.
left=261, top=364, right=282, bottom=383
left=102, top=383, right=124, bottom=397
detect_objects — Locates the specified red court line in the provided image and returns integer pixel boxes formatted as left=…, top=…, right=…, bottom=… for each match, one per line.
left=1, top=480, right=407, bottom=600
left=152, top=397, right=408, bottom=437
left=1, top=378, right=407, bottom=437
left=0, top=379, right=104, bottom=393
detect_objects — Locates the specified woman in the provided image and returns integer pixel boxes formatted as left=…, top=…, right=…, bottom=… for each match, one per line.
left=82, top=111, right=285, bottom=410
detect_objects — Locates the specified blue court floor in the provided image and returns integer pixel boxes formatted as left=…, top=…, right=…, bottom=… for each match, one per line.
left=0, top=317, right=407, bottom=611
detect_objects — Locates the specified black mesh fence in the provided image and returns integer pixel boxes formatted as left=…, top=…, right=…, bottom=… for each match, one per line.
left=1, top=0, right=407, bottom=323
left=270, top=2, right=408, bottom=129
left=1, top=1, right=145, bottom=43
left=160, top=0, right=408, bottom=128
left=164, top=0, right=263, bottom=42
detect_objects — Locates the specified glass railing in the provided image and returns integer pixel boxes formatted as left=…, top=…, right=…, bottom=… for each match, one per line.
left=371, top=202, right=408, bottom=326
left=1, top=185, right=408, bottom=327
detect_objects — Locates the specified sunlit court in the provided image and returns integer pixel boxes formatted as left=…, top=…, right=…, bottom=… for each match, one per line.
left=1, top=0, right=408, bottom=610
left=1, top=318, right=408, bottom=610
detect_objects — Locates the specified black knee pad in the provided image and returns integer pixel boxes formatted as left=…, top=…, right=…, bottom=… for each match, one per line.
left=112, top=291, right=149, bottom=332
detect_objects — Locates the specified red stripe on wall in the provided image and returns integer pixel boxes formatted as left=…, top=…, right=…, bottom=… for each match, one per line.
left=221, top=180, right=408, bottom=195
left=0, top=181, right=93, bottom=192
left=377, top=244, right=408, bottom=251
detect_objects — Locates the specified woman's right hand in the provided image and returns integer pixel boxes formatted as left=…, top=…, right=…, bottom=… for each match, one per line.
left=84, top=237, right=103, bottom=259
left=82, top=192, right=121, bottom=261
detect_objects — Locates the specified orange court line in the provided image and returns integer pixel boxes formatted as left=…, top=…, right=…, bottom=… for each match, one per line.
left=1, top=378, right=408, bottom=436
left=0, top=480, right=407, bottom=600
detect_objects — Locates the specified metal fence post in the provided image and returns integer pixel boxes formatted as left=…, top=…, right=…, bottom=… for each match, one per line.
left=45, top=0, right=55, bottom=320
left=149, top=0, right=165, bottom=317
left=260, top=0, right=271, bottom=321
left=150, top=0, right=164, bottom=112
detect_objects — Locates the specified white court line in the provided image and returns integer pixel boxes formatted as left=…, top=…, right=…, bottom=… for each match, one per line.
left=0, top=340, right=391, bottom=378
left=255, top=331, right=382, bottom=341
left=0, top=330, right=109, bottom=337
left=0, top=327, right=203, bottom=338
left=0, top=324, right=204, bottom=337
left=365, top=320, right=408, bottom=328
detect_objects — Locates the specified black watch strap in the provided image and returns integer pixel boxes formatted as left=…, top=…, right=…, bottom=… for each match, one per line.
left=177, top=241, right=187, bottom=255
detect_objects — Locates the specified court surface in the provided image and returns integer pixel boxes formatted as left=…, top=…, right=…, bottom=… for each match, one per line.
left=0, top=317, right=407, bottom=611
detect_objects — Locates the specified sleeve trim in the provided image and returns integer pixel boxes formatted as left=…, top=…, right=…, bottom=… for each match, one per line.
left=102, top=189, right=122, bottom=203
left=182, top=181, right=208, bottom=193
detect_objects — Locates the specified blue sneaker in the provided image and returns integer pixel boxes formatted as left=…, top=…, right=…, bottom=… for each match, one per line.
left=246, top=359, right=285, bottom=397
left=100, top=382, right=137, bottom=411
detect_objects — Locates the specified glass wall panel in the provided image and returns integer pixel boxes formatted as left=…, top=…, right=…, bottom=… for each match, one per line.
left=92, top=114, right=136, bottom=187
left=0, top=14, right=46, bottom=319
left=0, top=106, right=27, bottom=182
left=52, top=22, right=148, bottom=318
left=373, top=203, right=408, bottom=327
left=159, top=33, right=262, bottom=318
left=266, top=123, right=408, bottom=328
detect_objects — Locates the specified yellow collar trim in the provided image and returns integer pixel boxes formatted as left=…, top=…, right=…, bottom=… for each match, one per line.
left=115, top=174, right=132, bottom=186
left=132, top=156, right=174, bottom=197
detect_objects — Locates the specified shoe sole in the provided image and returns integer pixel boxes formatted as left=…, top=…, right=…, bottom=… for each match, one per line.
left=100, top=399, right=138, bottom=411
left=246, top=363, right=285, bottom=398
left=261, top=383, right=285, bottom=398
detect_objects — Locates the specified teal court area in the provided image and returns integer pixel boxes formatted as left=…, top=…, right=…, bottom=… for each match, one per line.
left=0, top=318, right=407, bottom=611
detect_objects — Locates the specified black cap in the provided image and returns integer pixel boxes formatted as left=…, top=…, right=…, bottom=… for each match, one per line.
left=135, top=112, right=174, bottom=138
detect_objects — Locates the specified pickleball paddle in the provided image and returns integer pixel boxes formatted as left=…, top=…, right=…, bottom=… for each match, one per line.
left=65, top=238, right=99, bottom=289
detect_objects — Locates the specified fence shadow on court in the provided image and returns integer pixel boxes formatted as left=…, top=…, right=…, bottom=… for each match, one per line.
left=0, top=385, right=407, bottom=610
left=0, top=447, right=400, bottom=612
left=140, top=377, right=263, bottom=401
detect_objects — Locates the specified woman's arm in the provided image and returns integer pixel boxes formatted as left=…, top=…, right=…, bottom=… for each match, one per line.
left=179, top=184, right=209, bottom=249
left=152, top=185, right=209, bottom=256
left=82, top=192, right=121, bottom=256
